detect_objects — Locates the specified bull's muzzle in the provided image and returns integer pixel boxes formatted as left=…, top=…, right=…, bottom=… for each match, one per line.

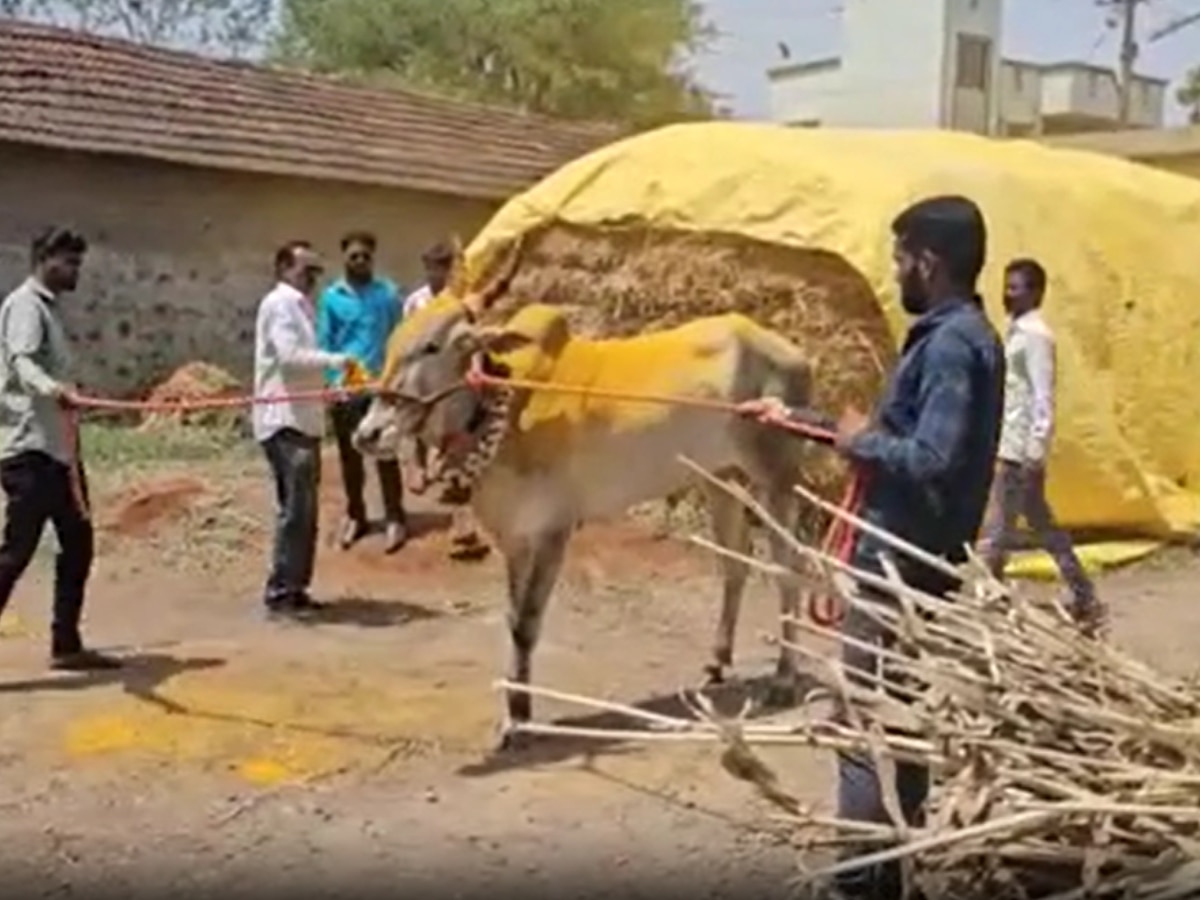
left=352, top=420, right=383, bottom=456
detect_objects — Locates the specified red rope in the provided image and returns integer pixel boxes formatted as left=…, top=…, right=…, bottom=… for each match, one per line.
left=59, top=384, right=374, bottom=522
left=64, top=372, right=863, bottom=626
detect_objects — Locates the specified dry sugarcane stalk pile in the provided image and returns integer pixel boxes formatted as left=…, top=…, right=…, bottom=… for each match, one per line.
left=498, top=463, right=1200, bottom=899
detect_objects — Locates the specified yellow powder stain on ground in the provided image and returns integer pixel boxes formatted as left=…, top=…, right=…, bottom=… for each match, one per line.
left=61, top=666, right=493, bottom=785
left=0, top=612, right=30, bottom=638
left=235, top=756, right=309, bottom=787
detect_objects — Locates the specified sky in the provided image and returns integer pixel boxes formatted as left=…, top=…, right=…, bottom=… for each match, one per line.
left=693, top=0, right=1200, bottom=124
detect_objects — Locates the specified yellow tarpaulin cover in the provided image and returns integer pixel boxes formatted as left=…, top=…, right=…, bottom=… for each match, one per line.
left=465, top=122, right=1200, bottom=577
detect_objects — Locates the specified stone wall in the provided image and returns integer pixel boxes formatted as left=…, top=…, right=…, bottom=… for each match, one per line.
left=0, top=141, right=498, bottom=396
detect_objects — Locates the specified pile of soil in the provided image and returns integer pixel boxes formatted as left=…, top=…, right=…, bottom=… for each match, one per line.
left=140, top=362, right=246, bottom=430
left=492, top=223, right=898, bottom=538
left=104, top=477, right=208, bottom=538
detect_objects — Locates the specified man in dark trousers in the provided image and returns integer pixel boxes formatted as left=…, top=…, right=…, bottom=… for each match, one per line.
left=317, top=231, right=407, bottom=554
left=740, top=195, right=1005, bottom=900
left=0, top=227, right=120, bottom=670
left=255, top=241, right=358, bottom=620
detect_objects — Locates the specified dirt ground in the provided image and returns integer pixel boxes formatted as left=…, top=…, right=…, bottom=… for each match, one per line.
left=2, top=434, right=1199, bottom=898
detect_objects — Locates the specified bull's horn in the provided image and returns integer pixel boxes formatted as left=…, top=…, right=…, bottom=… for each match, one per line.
left=463, top=235, right=525, bottom=315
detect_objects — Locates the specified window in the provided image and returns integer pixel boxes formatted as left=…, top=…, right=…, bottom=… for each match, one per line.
left=1088, top=71, right=1100, bottom=97
left=1013, top=66, right=1025, bottom=92
left=955, top=34, right=992, bottom=91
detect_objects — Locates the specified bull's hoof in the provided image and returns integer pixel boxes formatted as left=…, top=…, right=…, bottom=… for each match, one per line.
left=496, top=725, right=534, bottom=753
left=762, top=674, right=802, bottom=710
left=703, top=663, right=728, bottom=687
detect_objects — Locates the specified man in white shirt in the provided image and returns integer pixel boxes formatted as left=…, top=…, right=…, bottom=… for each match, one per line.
left=401, top=240, right=454, bottom=319
left=254, top=241, right=357, bottom=620
left=978, top=258, right=1104, bottom=634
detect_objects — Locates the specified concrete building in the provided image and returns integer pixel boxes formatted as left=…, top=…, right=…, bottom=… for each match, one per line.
left=0, top=22, right=615, bottom=395
left=767, top=0, right=1167, bottom=136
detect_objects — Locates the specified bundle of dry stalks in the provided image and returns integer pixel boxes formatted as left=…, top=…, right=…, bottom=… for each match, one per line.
left=494, top=224, right=897, bottom=538
left=497, top=465, right=1200, bottom=899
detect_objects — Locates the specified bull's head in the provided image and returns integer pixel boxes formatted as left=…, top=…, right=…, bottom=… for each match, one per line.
left=352, top=238, right=527, bottom=471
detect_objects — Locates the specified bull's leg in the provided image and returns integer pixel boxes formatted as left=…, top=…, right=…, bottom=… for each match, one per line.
left=498, top=527, right=571, bottom=751
left=704, top=484, right=752, bottom=686
left=763, top=484, right=804, bottom=707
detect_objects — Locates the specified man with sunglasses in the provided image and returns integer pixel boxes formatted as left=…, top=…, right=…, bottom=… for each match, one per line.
left=317, top=230, right=408, bottom=554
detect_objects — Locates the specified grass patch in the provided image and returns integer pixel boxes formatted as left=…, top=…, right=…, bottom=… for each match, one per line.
left=81, top=421, right=257, bottom=471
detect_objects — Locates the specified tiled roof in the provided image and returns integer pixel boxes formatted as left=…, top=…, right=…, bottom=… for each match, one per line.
left=0, top=20, right=621, bottom=200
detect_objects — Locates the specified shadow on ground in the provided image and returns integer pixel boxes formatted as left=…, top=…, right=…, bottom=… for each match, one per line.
left=307, top=596, right=446, bottom=628
left=457, top=671, right=823, bottom=778
left=0, top=652, right=225, bottom=697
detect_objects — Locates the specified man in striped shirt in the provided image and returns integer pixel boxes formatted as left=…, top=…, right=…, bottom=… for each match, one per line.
left=978, top=258, right=1105, bottom=634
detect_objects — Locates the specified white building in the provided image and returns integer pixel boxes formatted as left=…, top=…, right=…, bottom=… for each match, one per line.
left=767, top=0, right=1167, bottom=136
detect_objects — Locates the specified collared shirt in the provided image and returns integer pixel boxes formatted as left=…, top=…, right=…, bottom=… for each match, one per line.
left=316, top=276, right=401, bottom=383
left=253, top=282, right=347, bottom=443
left=845, top=297, right=1005, bottom=588
left=402, top=283, right=434, bottom=320
left=997, top=309, right=1055, bottom=466
left=0, top=277, right=72, bottom=464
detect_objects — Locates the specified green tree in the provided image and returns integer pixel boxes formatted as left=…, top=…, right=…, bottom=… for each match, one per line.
left=4, top=0, right=270, bottom=58
left=1178, top=66, right=1200, bottom=124
left=271, top=0, right=719, bottom=127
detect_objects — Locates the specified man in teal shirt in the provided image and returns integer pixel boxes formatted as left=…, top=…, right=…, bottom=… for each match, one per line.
left=317, top=230, right=407, bottom=553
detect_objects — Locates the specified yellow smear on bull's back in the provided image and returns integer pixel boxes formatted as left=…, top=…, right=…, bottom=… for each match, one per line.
left=496, top=304, right=763, bottom=436
left=61, top=667, right=493, bottom=785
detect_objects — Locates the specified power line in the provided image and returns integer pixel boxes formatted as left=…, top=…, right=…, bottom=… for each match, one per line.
left=1148, top=7, right=1200, bottom=40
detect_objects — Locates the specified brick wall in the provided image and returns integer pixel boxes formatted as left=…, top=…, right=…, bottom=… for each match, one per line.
left=0, top=141, right=498, bottom=396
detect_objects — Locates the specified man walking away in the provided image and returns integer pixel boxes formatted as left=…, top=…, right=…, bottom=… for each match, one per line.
left=402, top=240, right=454, bottom=319
left=979, top=258, right=1105, bottom=634
left=0, top=227, right=119, bottom=670
left=317, top=231, right=407, bottom=553
left=255, top=241, right=357, bottom=621
left=739, top=196, right=1005, bottom=900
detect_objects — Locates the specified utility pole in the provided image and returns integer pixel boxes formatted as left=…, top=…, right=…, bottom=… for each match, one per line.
left=1113, top=0, right=1141, bottom=127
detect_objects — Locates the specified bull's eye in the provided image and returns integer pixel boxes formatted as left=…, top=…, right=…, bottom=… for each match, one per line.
left=422, top=341, right=440, bottom=355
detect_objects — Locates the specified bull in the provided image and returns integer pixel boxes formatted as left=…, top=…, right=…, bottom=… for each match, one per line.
left=353, top=243, right=818, bottom=748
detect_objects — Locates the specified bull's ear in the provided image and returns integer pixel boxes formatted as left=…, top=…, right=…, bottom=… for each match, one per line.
left=474, top=326, right=533, bottom=356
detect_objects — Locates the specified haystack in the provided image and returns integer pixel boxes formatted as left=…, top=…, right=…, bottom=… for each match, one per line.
left=462, top=122, right=1200, bottom=544
left=140, top=362, right=245, bottom=431
left=491, top=222, right=897, bottom=537
left=499, top=471, right=1200, bottom=899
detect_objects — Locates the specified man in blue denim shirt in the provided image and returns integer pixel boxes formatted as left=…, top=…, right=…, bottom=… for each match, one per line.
left=741, top=195, right=1005, bottom=900
left=317, top=230, right=408, bottom=553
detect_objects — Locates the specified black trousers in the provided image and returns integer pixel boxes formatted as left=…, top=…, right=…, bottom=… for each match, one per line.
left=262, top=429, right=320, bottom=606
left=0, top=450, right=94, bottom=654
left=329, top=397, right=404, bottom=524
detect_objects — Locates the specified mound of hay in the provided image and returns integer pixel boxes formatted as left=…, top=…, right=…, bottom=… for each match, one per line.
left=140, top=362, right=245, bottom=431
left=502, top=475, right=1200, bottom=899
left=494, top=223, right=897, bottom=537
